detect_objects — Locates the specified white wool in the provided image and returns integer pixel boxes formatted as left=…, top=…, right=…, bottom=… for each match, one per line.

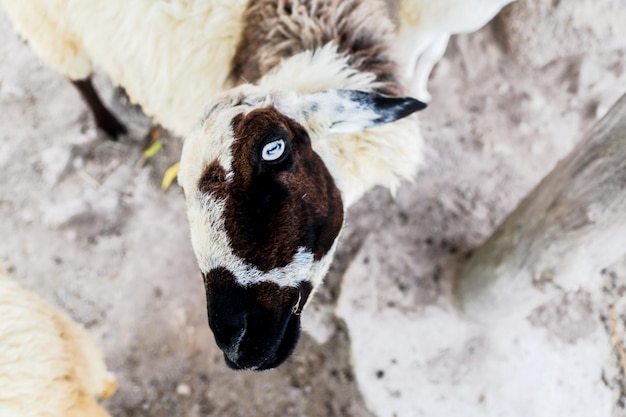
left=0, top=268, right=116, bottom=417
left=0, top=0, right=248, bottom=136
left=259, top=43, right=382, bottom=95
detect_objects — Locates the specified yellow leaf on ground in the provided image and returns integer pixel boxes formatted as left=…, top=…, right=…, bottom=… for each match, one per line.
left=161, top=162, right=180, bottom=190
left=142, top=139, right=163, bottom=158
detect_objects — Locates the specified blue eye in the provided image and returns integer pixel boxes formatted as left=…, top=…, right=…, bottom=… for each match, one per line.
left=261, top=139, right=285, bottom=161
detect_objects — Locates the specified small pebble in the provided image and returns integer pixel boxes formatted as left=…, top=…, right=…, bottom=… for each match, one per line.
left=176, top=383, right=192, bottom=396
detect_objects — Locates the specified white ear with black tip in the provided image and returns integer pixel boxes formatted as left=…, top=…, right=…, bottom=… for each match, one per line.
left=287, top=89, right=427, bottom=134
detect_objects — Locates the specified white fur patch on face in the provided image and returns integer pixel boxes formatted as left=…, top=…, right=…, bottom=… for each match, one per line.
left=178, top=110, right=236, bottom=196
left=233, top=247, right=313, bottom=288
left=178, top=84, right=288, bottom=196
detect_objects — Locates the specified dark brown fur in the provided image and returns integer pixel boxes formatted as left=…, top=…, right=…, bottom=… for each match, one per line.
left=230, top=0, right=403, bottom=96
left=198, top=158, right=229, bottom=199
left=221, top=107, right=344, bottom=271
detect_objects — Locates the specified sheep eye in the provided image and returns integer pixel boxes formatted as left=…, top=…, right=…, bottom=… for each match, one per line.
left=261, top=139, right=285, bottom=161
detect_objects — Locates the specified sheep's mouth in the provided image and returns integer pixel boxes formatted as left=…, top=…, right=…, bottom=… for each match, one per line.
left=223, top=312, right=301, bottom=371
left=203, top=267, right=309, bottom=371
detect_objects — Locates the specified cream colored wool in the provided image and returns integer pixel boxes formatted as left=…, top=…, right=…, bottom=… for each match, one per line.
left=0, top=0, right=248, bottom=136
left=0, top=267, right=116, bottom=417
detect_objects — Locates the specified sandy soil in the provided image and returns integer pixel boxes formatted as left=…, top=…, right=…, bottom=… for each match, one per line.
left=1, top=3, right=626, bottom=417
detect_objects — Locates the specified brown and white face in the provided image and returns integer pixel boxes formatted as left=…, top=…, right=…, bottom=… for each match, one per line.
left=178, top=85, right=425, bottom=370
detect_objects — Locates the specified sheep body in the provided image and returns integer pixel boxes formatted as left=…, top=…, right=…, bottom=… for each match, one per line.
left=1, top=0, right=514, bottom=126
left=0, top=267, right=116, bottom=417
left=0, top=0, right=247, bottom=136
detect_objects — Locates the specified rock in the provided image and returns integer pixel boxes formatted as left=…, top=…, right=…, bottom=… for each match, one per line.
left=176, top=383, right=191, bottom=397
left=494, top=0, right=626, bottom=67
left=336, top=228, right=612, bottom=417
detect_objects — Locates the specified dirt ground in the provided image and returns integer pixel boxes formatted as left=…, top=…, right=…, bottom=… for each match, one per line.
left=2, top=2, right=626, bottom=417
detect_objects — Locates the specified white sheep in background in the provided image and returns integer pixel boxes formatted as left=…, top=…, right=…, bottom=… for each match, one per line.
left=397, top=0, right=515, bottom=101
left=1, top=0, right=251, bottom=139
left=0, top=0, right=514, bottom=135
left=0, top=0, right=509, bottom=371
left=0, top=266, right=117, bottom=417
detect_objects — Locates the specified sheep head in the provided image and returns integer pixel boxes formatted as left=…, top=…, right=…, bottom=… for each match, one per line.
left=178, top=84, right=425, bottom=370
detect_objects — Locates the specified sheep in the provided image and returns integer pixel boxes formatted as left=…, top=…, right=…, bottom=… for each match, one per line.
left=0, top=266, right=117, bottom=417
left=397, top=0, right=516, bottom=101
left=1, top=0, right=249, bottom=139
left=177, top=0, right=429, bottom=371
left=0, top=0, right=514, bottom=133
left=1, top=0, right=428, bottom=370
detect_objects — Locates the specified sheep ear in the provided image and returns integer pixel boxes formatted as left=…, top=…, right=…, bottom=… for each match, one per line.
left=304, top=89, right=427, bottom=134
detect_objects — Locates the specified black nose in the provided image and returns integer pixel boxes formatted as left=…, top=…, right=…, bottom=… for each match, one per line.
left=203, top=269, right=250, bottom=360
left=202, top=268, right=309, bottom=370
left=212, top=311, right=246, bottom=361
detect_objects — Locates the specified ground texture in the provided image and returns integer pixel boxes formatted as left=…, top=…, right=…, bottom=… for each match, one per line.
left=2, top=1, right=626, bottom=416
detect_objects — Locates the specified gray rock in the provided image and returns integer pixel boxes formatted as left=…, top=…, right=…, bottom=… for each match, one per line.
left=336, top=229, right=612, bottom=417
